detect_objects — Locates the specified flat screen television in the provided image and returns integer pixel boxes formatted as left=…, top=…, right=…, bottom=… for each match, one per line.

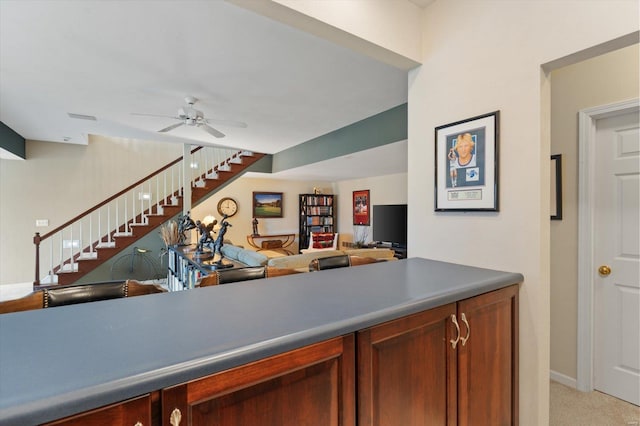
left=372, top=204, right=407, bottom=247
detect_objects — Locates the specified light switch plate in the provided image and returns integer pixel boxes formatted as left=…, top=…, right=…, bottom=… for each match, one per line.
left=35, top=219, right=49, bottom=227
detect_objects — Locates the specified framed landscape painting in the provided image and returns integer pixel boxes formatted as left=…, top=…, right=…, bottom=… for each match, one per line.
left=253, top=192, right=283, bottom=218
left=434, top=111, right=499, bottom=211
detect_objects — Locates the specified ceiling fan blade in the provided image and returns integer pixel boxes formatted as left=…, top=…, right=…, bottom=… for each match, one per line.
left=205, top=118, right=248, bottom=128
left=200, top=124, right=225, bottom=138
left=131, top=112, right=180, bottom=119
left=158, top=122, right=185, bottom=133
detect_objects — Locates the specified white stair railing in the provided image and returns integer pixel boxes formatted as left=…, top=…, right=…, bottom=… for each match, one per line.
left=34, top=147, right=252, bottom=285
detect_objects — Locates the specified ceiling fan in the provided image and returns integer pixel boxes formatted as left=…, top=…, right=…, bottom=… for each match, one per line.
left=132, top=96, right=247, bottom=138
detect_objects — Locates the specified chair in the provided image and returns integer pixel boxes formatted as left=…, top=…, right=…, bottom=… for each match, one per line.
left=0, top=280, right=166, bottom=314
left=300, top=232, right=339, bottom=254
left=198, top=266, right=301, bottom=287
left=308, top=255, right=380, bottom=272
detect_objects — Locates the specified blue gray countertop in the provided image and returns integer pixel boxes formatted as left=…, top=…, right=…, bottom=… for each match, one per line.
left=0, top=258, right=523, bottom=425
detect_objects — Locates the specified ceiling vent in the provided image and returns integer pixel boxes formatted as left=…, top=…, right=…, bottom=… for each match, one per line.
left=67, top=113, right=97, bottom=121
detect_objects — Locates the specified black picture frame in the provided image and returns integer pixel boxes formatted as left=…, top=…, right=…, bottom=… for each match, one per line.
left=252, top=192, right=283, bottom=218
left=551, top=154, right=563, bottom=220
left=434, top=111, right=499, bottom=211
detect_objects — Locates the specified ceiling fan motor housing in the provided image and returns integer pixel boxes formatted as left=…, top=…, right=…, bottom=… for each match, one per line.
left=178, top=107, right=204, bottom=124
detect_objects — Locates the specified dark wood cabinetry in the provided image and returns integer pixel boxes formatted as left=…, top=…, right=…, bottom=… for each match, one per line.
left=161, top=335, right=355, bottom=426
left=43, top=394, right=153, bottom=426
left=457, top=285, right=519, bottom=425
left=358, top=285, right=518, bottom=426
left=358, top=303, right=457, bottom=425
left=37, top=284, right=518, bottom=426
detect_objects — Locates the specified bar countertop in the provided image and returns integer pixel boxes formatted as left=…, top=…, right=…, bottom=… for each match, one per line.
left=0, top=258, right=523, bottom=425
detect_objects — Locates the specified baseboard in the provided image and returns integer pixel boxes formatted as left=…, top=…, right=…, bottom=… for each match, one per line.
left=550, top=370, right=577, bottom=388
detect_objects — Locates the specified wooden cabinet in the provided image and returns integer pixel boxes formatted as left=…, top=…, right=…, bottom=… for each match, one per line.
left=358, top=303, right=457, bottom=425
left=43, top=394, right=154, bottom=426
left=39, top=286, right=518, bottom=426
left=456, top=285, right=519, bottom=425
left=358, top=285, right=519, bottom=426
left=161, top=335, right=355, bottom=426
left=299, top=194, right=335, bottom=252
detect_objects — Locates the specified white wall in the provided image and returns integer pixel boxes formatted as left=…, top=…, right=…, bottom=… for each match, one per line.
left=244, top=1, right=639, bottom=424
left=409, top=3, right=638, bottom=424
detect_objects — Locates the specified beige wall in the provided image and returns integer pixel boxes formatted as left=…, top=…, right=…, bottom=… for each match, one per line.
left=0, top=135, right=182, bottom=285
left=550, top=44, right=640, bottom=382
left=334, top=172, right=408, bottom=245
left=190, top=172, right=408, bottom=252
left=191, top=176, right=332, bottom=252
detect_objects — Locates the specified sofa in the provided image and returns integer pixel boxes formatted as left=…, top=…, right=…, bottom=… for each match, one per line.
left=220, top=243, right=397, bottom=272
left=267, top=247, right=397, bottom=271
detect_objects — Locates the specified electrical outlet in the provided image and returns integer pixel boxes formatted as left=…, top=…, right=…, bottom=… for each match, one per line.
left=35, top=219, right=49, bottom=227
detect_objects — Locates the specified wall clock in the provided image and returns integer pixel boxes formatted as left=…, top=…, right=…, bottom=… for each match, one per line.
left=217, top=197, right=238, bottom=217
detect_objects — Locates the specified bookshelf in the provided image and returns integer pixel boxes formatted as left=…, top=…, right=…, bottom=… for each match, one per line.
left=299, top=194, right=335, bottom=252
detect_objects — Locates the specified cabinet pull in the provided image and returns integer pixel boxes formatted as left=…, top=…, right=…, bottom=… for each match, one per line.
left=460, top=313, right=470, bottom=346
left=170, top=408, right=182, bottom=426
left=450, top=314, right=461, bottom=349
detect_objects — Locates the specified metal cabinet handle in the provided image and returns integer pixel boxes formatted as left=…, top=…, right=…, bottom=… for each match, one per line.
left=170, top=408, right=182, bottom=426
left=450, top=314, right=461, bottom=349
left=460, top=313, right=470, bottom=346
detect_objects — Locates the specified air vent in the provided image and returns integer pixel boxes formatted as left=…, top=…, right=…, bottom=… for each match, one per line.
left=67, top=113, right=97, bottom=121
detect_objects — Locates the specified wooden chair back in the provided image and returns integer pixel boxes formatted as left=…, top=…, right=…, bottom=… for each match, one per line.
left=0, top=280, right=166, bottom=314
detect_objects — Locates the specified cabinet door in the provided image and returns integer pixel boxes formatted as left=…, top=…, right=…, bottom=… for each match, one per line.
left=162, top=335, right=355, bottom=426
left=358, top=303, right=457, bottom=426
left=43, top=394, right=152, bottom=426
left=457, top=285, right=519, bottom=426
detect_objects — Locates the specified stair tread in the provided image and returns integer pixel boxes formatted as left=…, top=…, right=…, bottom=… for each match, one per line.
left=42, top=152, right=265, bottom=286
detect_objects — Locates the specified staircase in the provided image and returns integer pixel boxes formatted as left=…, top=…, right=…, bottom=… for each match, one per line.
left=33, top=147, right=265, bottom=287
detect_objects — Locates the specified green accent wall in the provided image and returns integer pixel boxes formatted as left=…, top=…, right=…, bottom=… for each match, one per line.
left=272, top=103, right=407, bottom=173
left=0, top=121, right=25, bottom=159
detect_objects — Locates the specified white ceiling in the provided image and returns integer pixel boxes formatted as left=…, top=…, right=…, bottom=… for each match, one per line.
left=0, top=1, right=409, bottom=180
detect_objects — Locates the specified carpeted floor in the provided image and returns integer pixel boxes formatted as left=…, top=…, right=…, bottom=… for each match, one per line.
left=550, top=381, right=640, bottom=425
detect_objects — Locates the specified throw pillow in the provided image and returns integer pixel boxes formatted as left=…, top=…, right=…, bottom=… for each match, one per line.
left=312, top=233, right=334, bottom=249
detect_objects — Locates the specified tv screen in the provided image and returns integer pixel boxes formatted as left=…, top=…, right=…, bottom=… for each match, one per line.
left=372, top=204, right=407, bottom=247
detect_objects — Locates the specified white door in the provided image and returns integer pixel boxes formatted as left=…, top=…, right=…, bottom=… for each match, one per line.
left=593, top=110, right=640, bottom=405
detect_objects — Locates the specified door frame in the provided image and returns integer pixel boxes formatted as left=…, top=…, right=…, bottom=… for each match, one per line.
left=576, top=98, right=639, bottom=392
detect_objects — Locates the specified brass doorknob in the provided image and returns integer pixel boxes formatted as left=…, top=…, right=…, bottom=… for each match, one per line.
left=598, top=265, right=612, bottom=276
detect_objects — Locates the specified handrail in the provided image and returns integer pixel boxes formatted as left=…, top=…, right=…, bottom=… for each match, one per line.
left=33, top=146, right=248, bottom=286
left=39, top=146, right=203, bottom=241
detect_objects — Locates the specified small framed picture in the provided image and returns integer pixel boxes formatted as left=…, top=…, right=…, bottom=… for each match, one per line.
left=434, top=111, right=499, bottom=211
left=253, top=192, right=283, bottom=218
left=551, top=154, right=563, bottom=220
left=353, top=189, right=370, bottom=225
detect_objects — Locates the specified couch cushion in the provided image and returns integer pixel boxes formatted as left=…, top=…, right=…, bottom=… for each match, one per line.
left=267, top=250, right=343, bottom=270
left=221, top=244, right=243, bottom=261
left=237, top=250, right=269, bottom=267
left=344, top=248, right=396, bottom=260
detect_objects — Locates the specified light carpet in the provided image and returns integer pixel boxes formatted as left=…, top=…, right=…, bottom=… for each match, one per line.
left=550, top=380, right=639, bottom=425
